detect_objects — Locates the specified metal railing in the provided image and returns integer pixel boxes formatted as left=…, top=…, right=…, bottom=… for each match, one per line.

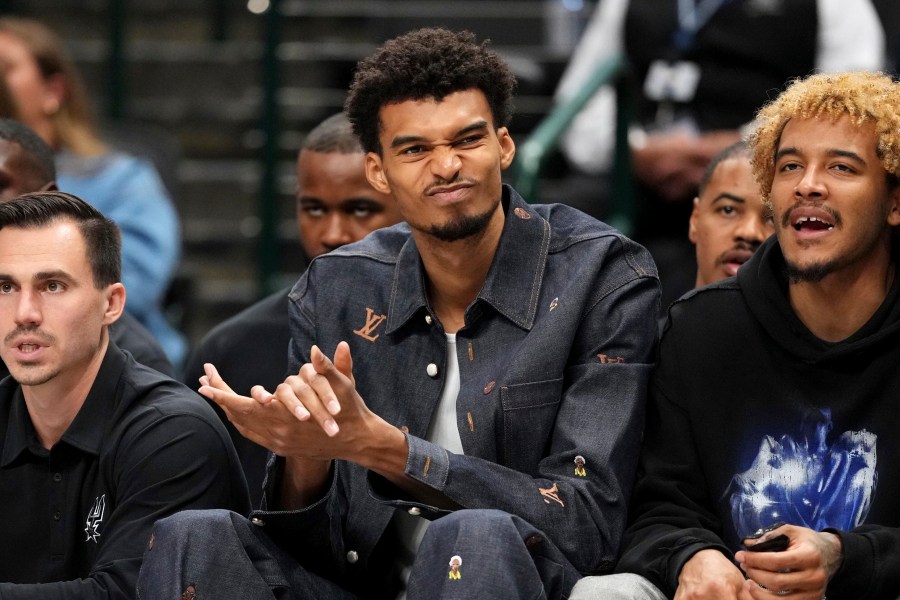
left=510, top=55, right=635, bottom=235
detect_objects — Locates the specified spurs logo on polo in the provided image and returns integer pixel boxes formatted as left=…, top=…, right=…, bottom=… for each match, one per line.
left=84, top=493, right=106, bottom=543
left=353, top=307, right=387, bottom=342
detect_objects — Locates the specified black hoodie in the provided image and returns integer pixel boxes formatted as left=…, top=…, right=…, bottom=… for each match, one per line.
left=618, top=236, right=900, bottom=599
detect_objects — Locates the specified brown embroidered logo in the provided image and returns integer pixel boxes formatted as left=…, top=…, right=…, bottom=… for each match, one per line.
left=353, top=308, right=387, bottom=342
left=597, top=354, right=624, bottom=364
left=539, top=483, right=564, bottom=507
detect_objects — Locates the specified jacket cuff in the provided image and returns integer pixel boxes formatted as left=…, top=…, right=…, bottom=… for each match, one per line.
left=259, top=452, right=282, bottom=511
left=403, top=433, right=449, bottom=490
left=250, top=459, right=338, bottom=561
left=259, top=454, right=337, bottom=514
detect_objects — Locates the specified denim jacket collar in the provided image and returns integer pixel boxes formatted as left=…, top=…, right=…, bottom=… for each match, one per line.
left=385, top=185, right=550, bottom=335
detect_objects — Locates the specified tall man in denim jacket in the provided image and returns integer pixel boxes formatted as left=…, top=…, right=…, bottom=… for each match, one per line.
left=138, top=27, right=659, bottom=599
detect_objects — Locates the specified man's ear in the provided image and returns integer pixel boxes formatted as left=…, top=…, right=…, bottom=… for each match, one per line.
left=688, top=197, right=700, bottom=244
left=365, top=152, right=391, bottom=195
left=40, top=181, right=58, bottom=192
left=102, top=282, right=126, bottom=326
left=887, top=181, right=900, bottom=227
left=497, top=127, right=516, bottom=170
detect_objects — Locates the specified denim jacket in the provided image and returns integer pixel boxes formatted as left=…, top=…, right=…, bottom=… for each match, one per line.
left=255, top=186, right=660, bottom=593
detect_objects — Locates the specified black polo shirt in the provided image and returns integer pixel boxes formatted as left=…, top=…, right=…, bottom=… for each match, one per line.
left=0, top=342, right=250, bottom=598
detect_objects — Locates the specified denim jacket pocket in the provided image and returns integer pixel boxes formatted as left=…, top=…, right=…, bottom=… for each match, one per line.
left=500, top=377, right=564, bottom=475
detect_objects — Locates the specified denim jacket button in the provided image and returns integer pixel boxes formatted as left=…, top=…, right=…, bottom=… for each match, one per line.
left=426, top=363, right=439, bottom=378
left=425, top=314, right=433, bottom=325
left=250, top=517, right=265, bottom=527
left=346, top=550, right=359, bottom=563
left=408, top=506, right=421, bottom=516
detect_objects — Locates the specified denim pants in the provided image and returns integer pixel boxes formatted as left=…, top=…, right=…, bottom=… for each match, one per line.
left=137, top=509, right=355, bottom=600
left=137, top=508, right=582, bottom=599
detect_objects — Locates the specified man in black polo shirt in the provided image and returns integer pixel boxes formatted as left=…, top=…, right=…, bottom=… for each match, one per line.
left=0, top=191, right=249, bottom=598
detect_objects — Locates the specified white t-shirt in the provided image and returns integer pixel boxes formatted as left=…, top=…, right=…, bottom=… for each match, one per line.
left=394, top=333, right=464, bottom=598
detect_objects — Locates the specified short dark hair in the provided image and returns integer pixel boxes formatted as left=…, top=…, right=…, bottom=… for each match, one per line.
left=698, top=140, right=750, bottom=196
left=301, top=113, right=363, bottom=154
left=0, top=118, right=56, bottom=185
left=345, top=28, right=517, bottom=154
left=0, top=191, right=121, bottom=287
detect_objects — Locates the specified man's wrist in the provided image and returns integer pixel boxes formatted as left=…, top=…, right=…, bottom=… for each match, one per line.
left=352, top=419, right=409, bottom=478
left=279, top=456, right=332, bottom=510
left=818, top=530, right=844, bottom=580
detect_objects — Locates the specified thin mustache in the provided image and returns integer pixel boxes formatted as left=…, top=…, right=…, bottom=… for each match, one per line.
left=715, top=242, right=759, bottom=266
left=780, top=201, right=842, bottom=229
left=4, top=326, right=54, bottom=345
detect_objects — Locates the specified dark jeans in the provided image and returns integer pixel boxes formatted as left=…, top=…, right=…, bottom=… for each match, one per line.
left=137, top=508, right=582, bottom=599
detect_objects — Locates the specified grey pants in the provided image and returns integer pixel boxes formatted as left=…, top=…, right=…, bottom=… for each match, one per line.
left=568, top=573, right=668, bottom=600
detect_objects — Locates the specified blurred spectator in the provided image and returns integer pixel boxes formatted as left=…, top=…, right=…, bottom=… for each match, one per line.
left=0, top=68, right=17, bottom=119
left=0, top=117, right=55, bottom=201
left=554, top=0, right=887, bottom=305
left=688, top=141, right=773, bottom=289
left=0, top=17, right=185, bottom=366
left=872, top=0, right=900, bottom=73
left=556, top=0, right=887, bottom=207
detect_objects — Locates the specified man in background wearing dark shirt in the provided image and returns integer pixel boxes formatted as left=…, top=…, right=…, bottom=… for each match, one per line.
left=0, top=191, right=249, bottom=599
left=181, top=112, right=400, bottom=505
left=688, top=141, right=774, bottom=289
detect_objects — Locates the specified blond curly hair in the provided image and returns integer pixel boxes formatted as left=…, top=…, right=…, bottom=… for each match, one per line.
left=749, top=71, right=900, bottom=203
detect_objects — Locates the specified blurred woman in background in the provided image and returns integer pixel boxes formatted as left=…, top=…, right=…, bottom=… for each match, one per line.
left=0, top=17, right=185, bottom=366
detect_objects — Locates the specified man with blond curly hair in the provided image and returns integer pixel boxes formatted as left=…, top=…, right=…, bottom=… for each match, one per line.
left=571, top=71, right=900, bottom=600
